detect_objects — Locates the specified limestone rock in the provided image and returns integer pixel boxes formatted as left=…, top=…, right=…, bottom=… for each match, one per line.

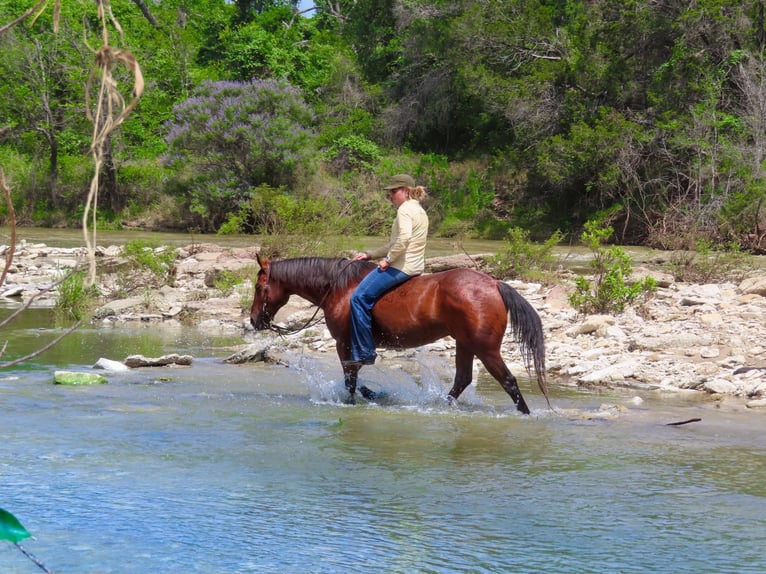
left=223, top=344, right=273, bottom=364
left=740, top=275, right=766, bottom=296
left=124, top=354, right=193, bottom=368
left=93, top=358, right=130, bottom=372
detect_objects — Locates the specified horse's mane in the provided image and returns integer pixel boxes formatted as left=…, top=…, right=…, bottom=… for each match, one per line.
left=269, top=257, right=375, bottom=292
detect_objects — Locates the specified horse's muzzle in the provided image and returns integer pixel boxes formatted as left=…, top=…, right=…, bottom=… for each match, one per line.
left=251, top=312, right=270, bottom=331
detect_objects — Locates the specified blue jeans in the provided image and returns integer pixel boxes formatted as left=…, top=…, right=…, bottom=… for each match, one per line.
left=349, top=267, right=411, bottom=362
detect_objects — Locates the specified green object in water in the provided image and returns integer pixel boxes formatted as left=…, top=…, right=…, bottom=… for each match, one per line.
left=54, top=371, right=107, bottom=385
left=0, top=508, right=31, bottom=543
left=0, top=508, right=53, bottom=573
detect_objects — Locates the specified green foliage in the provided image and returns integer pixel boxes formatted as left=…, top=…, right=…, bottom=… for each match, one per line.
left=118, top=161, right=166, bottom=216
left=165, top=79, right=317, bottom=232
left=0, top=146, right=33, bottom=221
left=220, top=8, right=338, bottom=96
left=246, top=184, right=345, bottom=234
left=217, top=183, right=361, bottom=254
left=122, top=240, right=177, bottom=286
left=208, top=266, right=257, bottom=312
left=569, top=220, right=656, bottom=315
left=435, top=216, right=473, bottom=239
left=324, top=135, right=381, bottom=174
left=489, top=227, right=563, bottom=282
left=720, top=176, right=766, bottom=253
left=537, top=110, right=650, bottom=217
left=1, top=0, right=766, bottom=250
left=55, top=270, right=99, bottom=323
left=341, top=0, right=401, bottom=84
left=0, top=506, right=53, bottom=573
left=212, top=270, right=242, bottom=297
left=668, top=239, right=751, bottom=283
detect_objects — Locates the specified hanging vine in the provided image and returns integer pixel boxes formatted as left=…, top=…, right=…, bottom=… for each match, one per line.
left=83, top=0, right=144, bottom=285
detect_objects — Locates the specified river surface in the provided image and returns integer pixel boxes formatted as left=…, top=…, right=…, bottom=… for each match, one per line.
left=0, top=304, right=765, bottom=574
left=1, top=230, right=766, bottom=573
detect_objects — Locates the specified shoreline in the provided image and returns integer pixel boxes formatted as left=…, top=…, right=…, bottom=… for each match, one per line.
left=2, top=240, right=766, bottom=410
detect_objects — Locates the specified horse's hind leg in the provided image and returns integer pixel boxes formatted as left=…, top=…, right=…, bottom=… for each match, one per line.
left=447, top=345, right=475, bottom=404
left=479, top=350, right=530, bottom=414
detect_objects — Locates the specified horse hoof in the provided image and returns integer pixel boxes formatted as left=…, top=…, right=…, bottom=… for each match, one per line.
left=359, top=385, right=378, bottom=401
left=343, top=394, right=356, bottom=405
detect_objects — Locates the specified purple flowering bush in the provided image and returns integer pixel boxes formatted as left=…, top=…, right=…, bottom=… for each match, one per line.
left=164, top=79, right=316, bottom=231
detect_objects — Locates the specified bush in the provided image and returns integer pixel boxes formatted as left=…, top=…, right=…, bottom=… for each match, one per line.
left=489, top=227, right=563, bottom=282
left=324, top=135, right=381, bottom=175
left=569, top=220, right=656, bottom=314
left=122, top=240, right=177, bottom=287
left=668, top=239, right=751, bottom=283
left=164, top=79, right=317, bottom=232
left=55, top=270, right=99, bottom=323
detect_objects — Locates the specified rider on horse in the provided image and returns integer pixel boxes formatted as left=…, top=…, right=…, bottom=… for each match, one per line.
left=345, top=174, right=429, bottom=368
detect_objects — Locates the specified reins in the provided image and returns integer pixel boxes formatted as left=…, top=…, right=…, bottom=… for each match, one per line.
left=264, top=258, right=358, bottom=337
left=266, top=305, right=325, bottom=337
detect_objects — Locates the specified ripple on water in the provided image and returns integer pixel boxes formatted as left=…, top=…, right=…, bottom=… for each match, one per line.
left=2, top=350, right=766, bottom=573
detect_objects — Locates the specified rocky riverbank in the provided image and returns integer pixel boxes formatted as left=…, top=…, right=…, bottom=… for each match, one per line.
left=3, top=240, right=766, bottom=408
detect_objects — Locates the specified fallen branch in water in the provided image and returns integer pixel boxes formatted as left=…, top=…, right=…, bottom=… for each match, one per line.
left=666, top=418, right=702, bottom=426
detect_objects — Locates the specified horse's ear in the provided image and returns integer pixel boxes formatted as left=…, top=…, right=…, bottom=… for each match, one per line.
left=256, top=252, right=270, bottom=270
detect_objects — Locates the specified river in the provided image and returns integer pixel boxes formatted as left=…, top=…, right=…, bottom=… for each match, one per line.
left=1, top=230, right=765, bottom=573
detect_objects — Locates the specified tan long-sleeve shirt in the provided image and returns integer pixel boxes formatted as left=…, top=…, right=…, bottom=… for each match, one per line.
left=367, top=199, right=429, bottom=276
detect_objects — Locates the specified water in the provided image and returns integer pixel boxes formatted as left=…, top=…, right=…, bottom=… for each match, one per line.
left=1, top=230, right=766, bottom=573
left=1, top=306, right=765, bottom=573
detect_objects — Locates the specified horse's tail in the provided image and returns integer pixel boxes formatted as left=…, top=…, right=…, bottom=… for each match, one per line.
left=497, top=282, right=551, bottom=409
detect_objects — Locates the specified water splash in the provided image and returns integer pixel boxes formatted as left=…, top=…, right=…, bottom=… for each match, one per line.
left=286, top=350, right=494, bottom=413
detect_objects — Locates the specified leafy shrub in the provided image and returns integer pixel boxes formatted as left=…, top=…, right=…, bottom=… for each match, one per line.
left=668, top=239, right=751, bottom=283
left=0, top=146, right=32, bottom=216
left=489, top=227, right=563, bottom=282
left=569, top=220, right=656, bottom=314
left=118, top=161, right=166, bottom=216
left=122, top=240, right=177, bottom=287
left=212, top=270, right=241, bottom=297
left=436, top=215, right=474, bottom=238
left=55, top=270, right=99, bottom=322
left=164, top=79, right=316, bottom=232
left=324, top=135, right=381, bottom=174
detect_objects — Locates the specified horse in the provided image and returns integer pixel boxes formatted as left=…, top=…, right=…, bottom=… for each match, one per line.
left=250, top=254, right=551, bottom=414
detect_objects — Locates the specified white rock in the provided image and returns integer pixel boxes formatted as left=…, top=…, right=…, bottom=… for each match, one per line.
left=703, top=378, right=738, bottom=394
left=739, top=275, right=766, bottom=296
left=93, top=358, right=130, bottom=372
left=579, top=360, right=638, bottom=383
left=699, top=347, right=720, bottom=359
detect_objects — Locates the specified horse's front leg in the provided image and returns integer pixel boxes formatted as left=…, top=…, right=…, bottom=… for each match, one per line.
left=342, top=364, right=360, bottom=404
left=338, top=340, right=380, bottom=403
left=342, top=364, right=380, bottom=402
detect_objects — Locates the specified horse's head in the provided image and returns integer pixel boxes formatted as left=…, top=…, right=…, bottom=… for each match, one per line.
left=250, top=253, right=290, bottom=331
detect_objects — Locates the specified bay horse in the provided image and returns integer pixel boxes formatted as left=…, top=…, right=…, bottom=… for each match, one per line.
left=250, top=254, right=551, bottom=414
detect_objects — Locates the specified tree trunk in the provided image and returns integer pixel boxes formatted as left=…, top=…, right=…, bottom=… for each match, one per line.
left=131, top=0, right=158, bottom=27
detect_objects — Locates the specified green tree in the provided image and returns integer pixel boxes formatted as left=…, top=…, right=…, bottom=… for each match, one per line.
left=164, top=78, right=316, bottom=231
left=219, top=5, right=339, bottom=97
left=0, top=9, right=90, bottom=212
